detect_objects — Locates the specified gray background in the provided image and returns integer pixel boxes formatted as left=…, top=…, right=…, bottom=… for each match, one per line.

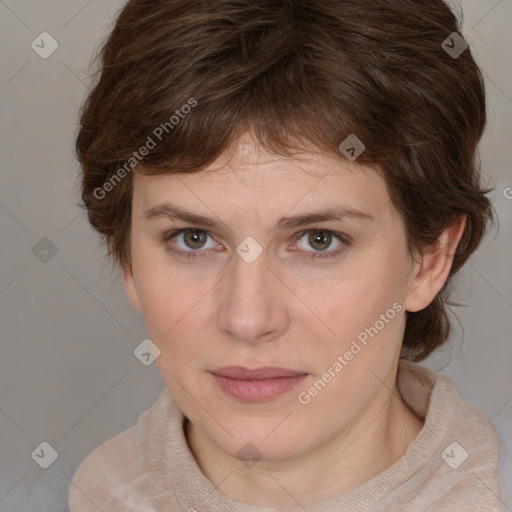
left=0, top=1, right=511, bottom=510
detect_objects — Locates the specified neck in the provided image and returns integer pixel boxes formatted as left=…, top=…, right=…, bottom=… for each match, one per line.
left=185, top=382, right=423, bottom=507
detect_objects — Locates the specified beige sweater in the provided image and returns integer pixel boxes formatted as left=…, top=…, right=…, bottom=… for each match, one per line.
left=68, top=360, right=501, bottom=511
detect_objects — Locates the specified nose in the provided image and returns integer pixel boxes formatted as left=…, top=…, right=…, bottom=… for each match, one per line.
left=216, top=248, right=290, bottom=344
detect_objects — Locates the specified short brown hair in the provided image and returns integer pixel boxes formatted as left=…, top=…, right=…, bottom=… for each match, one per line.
left=76, top=0, right=496, bottom=361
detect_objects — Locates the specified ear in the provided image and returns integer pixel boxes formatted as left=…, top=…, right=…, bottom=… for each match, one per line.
left=123, top=264, right=142, bottom=312
left=404, top=215, right=467, bottom=313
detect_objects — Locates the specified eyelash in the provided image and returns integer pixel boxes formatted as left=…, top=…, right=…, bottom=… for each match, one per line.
left=161, top=228, right=351, bottom=261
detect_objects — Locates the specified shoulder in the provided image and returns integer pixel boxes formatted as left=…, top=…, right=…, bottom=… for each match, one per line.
left=68, top=389, right=174, bottom=511
left=433, top=476, right=504, bottom=511
left=397, top=360, right=502, bottom=509
left=68, top=425, right=155, bottom=511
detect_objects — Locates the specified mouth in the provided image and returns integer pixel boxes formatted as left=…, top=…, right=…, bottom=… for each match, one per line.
left=210, top=366, right=308, bottom=402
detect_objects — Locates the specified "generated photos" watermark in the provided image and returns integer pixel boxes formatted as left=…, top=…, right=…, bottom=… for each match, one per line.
left=298, top=301, right=403, bottom=404
left=93, top=97, right=198, bottom=200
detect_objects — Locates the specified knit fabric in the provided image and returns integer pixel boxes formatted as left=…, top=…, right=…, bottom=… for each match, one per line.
left=69, top=360, right=501, bottom=511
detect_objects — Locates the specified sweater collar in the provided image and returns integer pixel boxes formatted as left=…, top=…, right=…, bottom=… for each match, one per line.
left=142, top=360, right=476, bottom=511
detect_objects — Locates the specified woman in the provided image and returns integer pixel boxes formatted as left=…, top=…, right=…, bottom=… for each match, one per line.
left=69, top=0, right=501, bottom=510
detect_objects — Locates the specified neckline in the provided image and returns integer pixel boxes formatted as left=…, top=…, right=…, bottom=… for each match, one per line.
left=146, top=360, right=453, bottom=511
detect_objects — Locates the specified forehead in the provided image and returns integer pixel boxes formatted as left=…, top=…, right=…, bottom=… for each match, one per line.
left=132, top=133, right=396, bottom=224
left=193, top=132, right=369, bottom=181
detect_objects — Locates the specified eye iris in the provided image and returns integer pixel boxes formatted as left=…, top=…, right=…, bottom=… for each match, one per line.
left=179, top=230, right=335, bottom=254
left=184, top=230, right=206, bottom=249
left=308, top=231, right=331, bottom=251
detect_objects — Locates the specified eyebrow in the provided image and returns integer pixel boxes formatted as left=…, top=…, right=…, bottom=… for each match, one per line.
left=143, top=203, right=374, bottom=232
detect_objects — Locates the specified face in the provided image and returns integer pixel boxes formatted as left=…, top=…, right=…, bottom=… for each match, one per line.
left=124, top=133, right=424, bottom=462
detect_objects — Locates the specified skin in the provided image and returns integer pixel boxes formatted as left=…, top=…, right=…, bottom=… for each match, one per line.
left=123, top=131, right=466, bottom=507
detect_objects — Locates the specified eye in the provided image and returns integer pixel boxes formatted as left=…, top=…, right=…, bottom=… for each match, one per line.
left=163, top=228, right=219, bottom=259
left=293, top=230, right=350, bottom=260
left=162, top=228, right=351, bottom=261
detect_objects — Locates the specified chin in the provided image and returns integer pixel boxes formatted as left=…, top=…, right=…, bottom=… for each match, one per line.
left=212, top=418, right=310, bottom=463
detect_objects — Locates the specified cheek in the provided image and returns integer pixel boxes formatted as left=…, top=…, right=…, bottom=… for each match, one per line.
left=135, top=260, right=220, bottom=363
left=298, top=278, right=405, bottom=417
left=134, top=231, right=409, bottom=354
left=304, top=258, right=405, bottom=338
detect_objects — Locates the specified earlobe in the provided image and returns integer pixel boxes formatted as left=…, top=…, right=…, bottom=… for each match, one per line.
left=122, top=264, right=142, bottom=312
left=404, top=216, right=467, bottom=313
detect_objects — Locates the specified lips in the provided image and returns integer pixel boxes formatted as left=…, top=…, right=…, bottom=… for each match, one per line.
left=210, top=366, right=309, bottom=402
left=211, top=366, right=307, bottom=380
